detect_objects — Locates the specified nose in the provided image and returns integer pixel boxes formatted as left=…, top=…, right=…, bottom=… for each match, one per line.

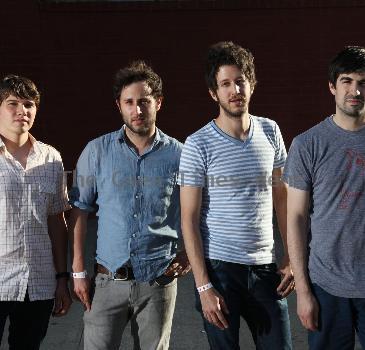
left=17, top=104, right=27, bottom=115
left=136, top=105, right=142, bottom=115
left=355, top=89, right=361, bottom=96
left=234, top=83, right=240, bottom=94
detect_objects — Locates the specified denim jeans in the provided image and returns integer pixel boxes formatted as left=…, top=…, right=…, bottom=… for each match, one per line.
left=308, top=283, right=365, bottom=350
left=0, top=291, right=54, bottom=350
left=195, top=259, right=292, bottom=350
left=84, top=273, right=177, bottom=350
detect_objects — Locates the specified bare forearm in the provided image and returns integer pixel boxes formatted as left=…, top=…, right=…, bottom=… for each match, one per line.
left=69, top=208, right=88, bottom=272
left=274, top=194, right=289, bottom=256
left=182, top=221, right=210, bottom=286
left=272, top=168, right=289, bottom=256
left=48, top=213, right=68, bottom=273
left=287, top=214, right=311, bottom=293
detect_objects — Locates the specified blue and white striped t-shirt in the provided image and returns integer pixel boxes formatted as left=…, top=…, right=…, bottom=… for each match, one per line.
left=178, top=116, right=286, bottom=265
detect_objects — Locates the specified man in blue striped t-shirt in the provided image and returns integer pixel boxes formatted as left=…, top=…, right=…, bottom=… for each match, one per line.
left=179, top=42, right=293, bottom=349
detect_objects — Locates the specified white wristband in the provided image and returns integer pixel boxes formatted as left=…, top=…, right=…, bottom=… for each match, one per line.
left=197, top=282, right=213, bottom=293
left=72, top=270, right=87, bottom=279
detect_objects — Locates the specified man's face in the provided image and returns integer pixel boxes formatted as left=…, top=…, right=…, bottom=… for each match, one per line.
left=329, top=72, right=365, bottom=118
left=116, top=81, right=161, bottom=136
left=210, top=64, right=253, bottom=118
left=0, top=94, right=37, bottom=137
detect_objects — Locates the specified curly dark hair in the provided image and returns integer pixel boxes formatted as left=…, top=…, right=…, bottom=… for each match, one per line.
left=0, top=74, right=40, bottom=108
left=113, top=60, right=163, bottom=101
left=329, top=46, right=365, bottom=85
left=205, top=41, right=257, bottom=92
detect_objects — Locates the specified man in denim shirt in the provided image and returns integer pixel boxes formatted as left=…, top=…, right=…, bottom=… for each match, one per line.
left=69, top=61, right=190, bottom=350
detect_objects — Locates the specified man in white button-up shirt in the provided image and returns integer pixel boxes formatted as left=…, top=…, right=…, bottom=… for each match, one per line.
left=0, top=75, right=72, bottom=350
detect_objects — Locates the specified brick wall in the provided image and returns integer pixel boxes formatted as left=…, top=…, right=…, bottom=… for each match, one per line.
left=0, top=1, right=364, bottom=168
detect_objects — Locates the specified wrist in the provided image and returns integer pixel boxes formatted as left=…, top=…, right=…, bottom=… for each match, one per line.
left=197, top=282, right=213, bottom=294
left=72, top=270, right=88, bottom=279
left=55, top=272, right=70, bottom=281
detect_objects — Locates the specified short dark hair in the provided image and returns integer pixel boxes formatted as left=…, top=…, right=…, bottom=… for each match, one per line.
left=328, top=46, right=365, bottom=85
left=205, top=41, right=257, bottom=92
left=113, top=60, right=163, bottom=101
left=0, top=74, right=40, bottom=108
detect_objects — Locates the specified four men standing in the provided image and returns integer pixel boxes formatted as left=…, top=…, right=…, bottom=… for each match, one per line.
left=0, top=45, right=364, bottom=350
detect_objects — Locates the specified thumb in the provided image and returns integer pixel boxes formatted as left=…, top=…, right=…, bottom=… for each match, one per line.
left=219, top=296, right=229, bottom=314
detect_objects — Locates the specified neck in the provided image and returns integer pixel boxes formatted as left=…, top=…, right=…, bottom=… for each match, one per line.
left=333, top=112, right=365, bottom=131
left=0, top=131, right=30, bottom=153
left=215, top=112, right=250, bottom=140
left=125, top=126, right=156, bottom=155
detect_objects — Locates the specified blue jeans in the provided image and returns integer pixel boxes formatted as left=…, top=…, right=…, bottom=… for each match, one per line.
left=195, top=259, right=292, bottom=350
left=309, top=283, right=365, bottom=350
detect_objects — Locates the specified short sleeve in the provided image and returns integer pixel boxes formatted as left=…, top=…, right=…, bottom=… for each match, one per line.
left=178, top=137, right=206, bottom=187
left=283, top=137, right=312, bottom=191
left=273, top=122, right=287, bottom=169
left=48, top=151, right=71, bottom=215
left=69, top=142, right=97, bottom=212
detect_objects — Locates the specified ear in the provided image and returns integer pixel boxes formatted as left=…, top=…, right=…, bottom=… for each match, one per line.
left=115, top=99, right=121, bottom=112
left=209, top=89, right=218, bottom=102
left=329, top=81, right=336, bottom=96
left=155, top=96, right=163, bottom=111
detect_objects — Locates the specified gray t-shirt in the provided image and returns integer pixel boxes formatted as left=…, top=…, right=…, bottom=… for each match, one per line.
left=283, top=116, right=365, bottom=298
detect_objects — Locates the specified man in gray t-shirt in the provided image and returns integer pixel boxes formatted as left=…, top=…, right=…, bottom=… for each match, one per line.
left=284, top=46, right=365, bottom=349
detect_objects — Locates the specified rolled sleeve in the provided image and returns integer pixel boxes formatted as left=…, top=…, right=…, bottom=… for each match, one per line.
left=69, top=142, right=97, bottom=212
left=48, top=151, right=71, bottom=215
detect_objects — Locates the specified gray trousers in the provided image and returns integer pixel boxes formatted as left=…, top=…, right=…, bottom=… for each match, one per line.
left=84, top=273, right=177, bottom=350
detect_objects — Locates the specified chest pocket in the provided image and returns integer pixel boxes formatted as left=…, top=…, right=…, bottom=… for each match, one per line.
left=32, top=180, right=57, bottom=221
left=145, top=166, right=178, bottom=218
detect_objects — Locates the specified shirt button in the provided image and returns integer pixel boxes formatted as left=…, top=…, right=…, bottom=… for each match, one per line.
left=132, top=233, right=136, bottom=238
left=133, top=214, right=137, bottom=218
left=131, top=253, right=135, bottom=257
left=137, top=176, right=141, bottom=180
left=135, top=195, right=138, bottom=199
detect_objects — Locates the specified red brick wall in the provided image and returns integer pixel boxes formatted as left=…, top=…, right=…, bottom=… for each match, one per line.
left=1, top=1, right=364, bottom=168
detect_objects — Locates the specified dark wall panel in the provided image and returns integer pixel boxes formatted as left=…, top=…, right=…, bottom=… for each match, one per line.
left=0, top=1, right=364, bottom=169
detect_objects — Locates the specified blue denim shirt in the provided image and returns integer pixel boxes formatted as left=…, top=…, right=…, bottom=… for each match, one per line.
left=70, top=127, right=182, bottom=282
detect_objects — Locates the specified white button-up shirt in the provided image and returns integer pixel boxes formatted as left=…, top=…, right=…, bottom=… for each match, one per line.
left=0, top=135, right=70, bottom=301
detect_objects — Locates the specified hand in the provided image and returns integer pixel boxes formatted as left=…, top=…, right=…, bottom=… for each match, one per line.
left=200, top=288, right=229, bottom=330
left=164, top=250, right=191, bottom=278
left=276, top=255, right=295, bottom=298
left=297, top=291, right=319, bottom=331
left=53, top=280, right=72, bottom=317
left=73, top=277, right=91, bottom=311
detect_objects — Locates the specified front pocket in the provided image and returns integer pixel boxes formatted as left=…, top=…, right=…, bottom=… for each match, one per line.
left=32, top=180, right=57, bottom=220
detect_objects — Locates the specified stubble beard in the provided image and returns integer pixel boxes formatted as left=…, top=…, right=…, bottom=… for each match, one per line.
left=123, top=116, right=156, bottom=137
left=337, top=99, right=365, bottom=119
left=218, top=98, right=248, bottom=119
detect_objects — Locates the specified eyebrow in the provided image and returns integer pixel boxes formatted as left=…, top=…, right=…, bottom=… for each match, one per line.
left=6, top=99, right=35, bottom=104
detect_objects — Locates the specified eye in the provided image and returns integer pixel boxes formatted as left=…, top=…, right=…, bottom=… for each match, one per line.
left=221, top=82, right=230, bottom=87
left=140, top=99, right=150, bottom=105
left=24, top=102, right=35, bottom=109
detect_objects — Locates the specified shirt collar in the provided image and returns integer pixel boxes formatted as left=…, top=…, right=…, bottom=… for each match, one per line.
left=117, top=125, right=165, bottom=146
left=0, top=133, right=43, bottom=156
